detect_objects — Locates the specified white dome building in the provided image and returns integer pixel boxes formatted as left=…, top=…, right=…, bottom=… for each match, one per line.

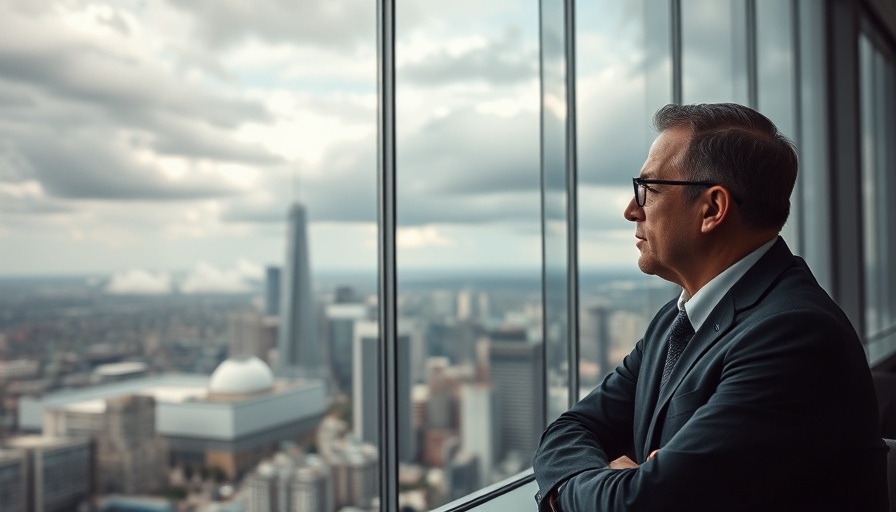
left=19, top=355, right=327, bottom=480
left=208, top=356, right=275, bottom=398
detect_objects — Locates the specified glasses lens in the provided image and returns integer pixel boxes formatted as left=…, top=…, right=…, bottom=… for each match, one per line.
left=636, top=182, right=645, bottom=206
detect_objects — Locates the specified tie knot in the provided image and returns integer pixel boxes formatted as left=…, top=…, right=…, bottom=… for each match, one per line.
left=670, top=308, right=694, bottom=340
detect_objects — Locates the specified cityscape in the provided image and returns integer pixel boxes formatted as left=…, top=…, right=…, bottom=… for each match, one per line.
left=0, top=201, right=673, bottom=512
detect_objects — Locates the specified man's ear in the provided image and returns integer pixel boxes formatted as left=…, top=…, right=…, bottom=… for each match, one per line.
left=700, top=186, right=731, bottom=233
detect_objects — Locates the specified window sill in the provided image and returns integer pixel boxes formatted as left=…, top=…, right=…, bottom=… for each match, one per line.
left=431, top=468, right=537, bottom=512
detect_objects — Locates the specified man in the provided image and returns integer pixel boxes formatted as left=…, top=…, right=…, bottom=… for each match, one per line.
left=533, top=103, right=888, bottom=511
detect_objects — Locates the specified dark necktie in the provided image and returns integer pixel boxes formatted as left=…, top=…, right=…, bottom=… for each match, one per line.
left=660, top=308, right=695, bottom=393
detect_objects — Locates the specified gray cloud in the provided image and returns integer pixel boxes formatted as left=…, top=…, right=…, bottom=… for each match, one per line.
left=399, top=107, right=540, bottom=195
left=221, top=105, right=544, bottom=228
left=13, top=127, right=240, bottom=200
left=163, top=0, right=375, bottom=51
left=0, top=6, right=280, bottom=204
left=0, top=196, right=73, bottom=215
left=399, top=28, right=537, bottom=86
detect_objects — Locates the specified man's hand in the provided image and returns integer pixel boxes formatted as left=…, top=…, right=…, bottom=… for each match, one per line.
left=608, top=450, right=658, bottom=470
left=608, top=455, right=638, bottom=469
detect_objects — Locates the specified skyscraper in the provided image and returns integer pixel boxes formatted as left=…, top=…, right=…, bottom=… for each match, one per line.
left=325, top=302, right=369, bottom=393
left=352, top=320, right=415, bottom=462
left=488, top=330, right=544, bottom=468
left=277, top=203, right=321, bottom=378
left=265, top=266, right=281, bottom=316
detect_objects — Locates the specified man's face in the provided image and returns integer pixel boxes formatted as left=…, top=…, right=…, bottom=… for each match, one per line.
left=623, top=126, right=702, bottom=285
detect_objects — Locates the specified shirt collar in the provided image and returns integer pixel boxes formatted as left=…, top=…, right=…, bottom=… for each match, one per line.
left=677, top=237, right=778, bottom=332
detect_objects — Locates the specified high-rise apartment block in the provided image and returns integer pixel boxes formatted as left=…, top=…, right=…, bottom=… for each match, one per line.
left=330, top=441, right=378, bottom=510
left=291, top=460, right=333, bottom=512
left=277, top=203, right=321, bottom=379
left=246, top=452, right=334, bottom=512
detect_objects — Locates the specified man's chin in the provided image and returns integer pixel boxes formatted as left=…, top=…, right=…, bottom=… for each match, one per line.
left=637, top=258, right=654, bottom=275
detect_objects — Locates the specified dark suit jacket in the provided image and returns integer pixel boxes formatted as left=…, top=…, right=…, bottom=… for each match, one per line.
left=533, top=238, right=888, bottom=511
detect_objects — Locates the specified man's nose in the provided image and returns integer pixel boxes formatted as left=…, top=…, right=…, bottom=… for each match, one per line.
left=624, top=196, right=642, bottom=222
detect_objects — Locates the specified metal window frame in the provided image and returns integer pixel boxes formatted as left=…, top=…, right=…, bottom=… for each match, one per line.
left=825, top=0, right=866, bottom=337
left=564, top=0, right=581, bottom=412
left=376, top=0, right=399, bottom=510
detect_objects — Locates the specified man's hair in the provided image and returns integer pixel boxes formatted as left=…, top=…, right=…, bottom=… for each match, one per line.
left=652, top=103, right=798, bottom=230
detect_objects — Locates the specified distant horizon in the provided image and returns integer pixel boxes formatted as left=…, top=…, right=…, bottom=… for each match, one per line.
left=0, top=264, right=645, bottom=280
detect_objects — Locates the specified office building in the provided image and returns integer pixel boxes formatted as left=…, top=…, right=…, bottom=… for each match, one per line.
left=352, top=320, right=415, bottom=462
left=44, top=394, right=166, bottom=494
left=583, top=305, right=612, bottom=383
left=229, top=309, right=274, bottom=361
left=0, top=449, right=27, bottom=512
left=488, top=331, right=544, bottom=468
left=324, top=302, right=369, bottom=393
left=278, top=202, right=322, bottom=379
left=2, top=435, right=92, bottom=512
left=460, top=382, right=498, bottom=486
left=446, top=451, right=479, bottom=502
left=265, top=265, right=281, bottom=316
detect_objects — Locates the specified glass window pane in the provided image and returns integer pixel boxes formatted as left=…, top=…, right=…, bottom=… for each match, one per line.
left=860, top=24, right=896, bottom=356
left=541, top=0, right=572, bottom=424
left=756, top=0, right=798, bottom=245
left=795, top=0, right=832, bottom=290
left=860, top=33, right=879, bottom=337
left=0, top=2, right=378, bottom=510
left=681, top=0, right=749, bottom=104
left=394, top=0, right=541, bottom=506
left=575, top=0, right=677, bottom=396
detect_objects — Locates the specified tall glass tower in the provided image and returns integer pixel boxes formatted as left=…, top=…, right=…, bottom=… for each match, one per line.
left=277, top=203, right=321, bottom=378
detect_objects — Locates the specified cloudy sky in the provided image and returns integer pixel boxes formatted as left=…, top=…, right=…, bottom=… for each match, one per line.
left=0, top=0, right=698, bottom=292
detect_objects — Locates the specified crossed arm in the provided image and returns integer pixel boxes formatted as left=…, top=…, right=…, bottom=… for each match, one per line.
left=533, top=310, right=861, bottom=512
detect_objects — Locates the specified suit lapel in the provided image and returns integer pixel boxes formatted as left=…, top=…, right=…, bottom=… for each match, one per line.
left=640, top=237, right=796, bottom=455
left=634, top=303, right=676, bottom=460
left=642, top=296, right=735, bottom=455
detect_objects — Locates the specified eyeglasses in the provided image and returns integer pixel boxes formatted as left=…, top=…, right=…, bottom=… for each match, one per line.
left=631, top=177, right=718, bottom=207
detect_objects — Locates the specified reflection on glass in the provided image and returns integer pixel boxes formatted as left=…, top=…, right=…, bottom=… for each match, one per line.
left=394, top=0, right=541, bottom=507
left=541, top=0, right=572, bottom=425
left=0, top=2, right=379, bottom=511
left=795, top=0, right=832, bottom=288
left=681, top=0, right=749, bottom=104
left=860, top=29, right=896, bottom=346
left=756, top=0, right=798, bottom=244
left=575, top=0, right=676, bottom=397
left=860, top=33, right=878, bottom=337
